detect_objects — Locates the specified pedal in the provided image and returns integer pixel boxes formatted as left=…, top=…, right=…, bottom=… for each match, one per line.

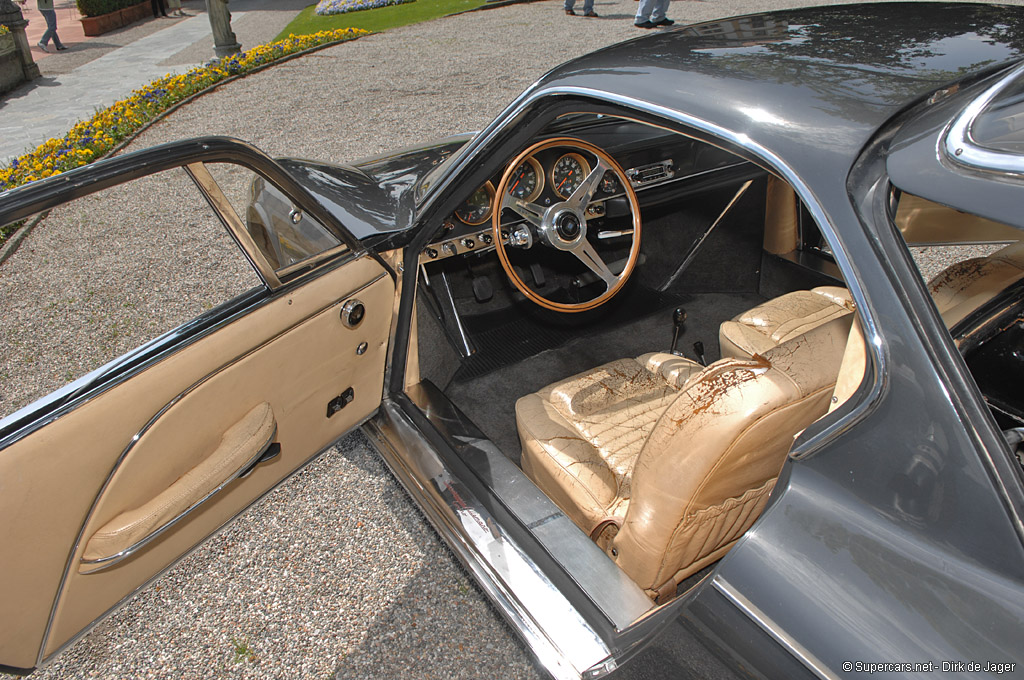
left=472, top=275, right=493, bottom=303
left=530, top=263, right=546, bottom=287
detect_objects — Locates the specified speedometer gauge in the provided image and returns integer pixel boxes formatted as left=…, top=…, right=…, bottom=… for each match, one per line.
left=455, top=181, right=495, bottom=225
left=507, top=157, right=544, bottom=202
left=550, top=152, right=591, bottom=199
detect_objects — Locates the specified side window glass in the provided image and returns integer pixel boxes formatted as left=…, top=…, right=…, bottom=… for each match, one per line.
left=0, top=167, right=263, bottom=421
left=205, top=163, right=343, bottom=273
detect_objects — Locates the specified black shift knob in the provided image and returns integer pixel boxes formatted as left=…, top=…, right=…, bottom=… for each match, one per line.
left=673, top=307, right=687, bottom=328
left=670, top=307, right=686, bottom=355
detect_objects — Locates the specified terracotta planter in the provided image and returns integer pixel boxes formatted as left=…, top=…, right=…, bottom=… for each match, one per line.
left=120, top=2, right=151, bottom=24
left=80, top=3, right=151, bottom=37
left=80, top=11, right=124, bottom=37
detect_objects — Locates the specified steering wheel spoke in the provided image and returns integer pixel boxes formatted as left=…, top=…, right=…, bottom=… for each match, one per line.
left=571, top=237, right=618, bottom=288
left=566, top=158, right=610, bottom=211
left=502, top=193, right=545, bottom=229
left=493, top=137, right=641, bottom=313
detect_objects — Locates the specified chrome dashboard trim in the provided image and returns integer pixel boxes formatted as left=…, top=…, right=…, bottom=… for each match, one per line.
left=941, top=62, right=1024, bottom=178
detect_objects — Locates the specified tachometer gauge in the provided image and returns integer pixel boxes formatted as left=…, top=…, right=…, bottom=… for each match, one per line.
left=455, top=181, right=495, bottom=225
left=550, top=152, right=592, bottom=199
left=507, top=156, right=544, bottom=202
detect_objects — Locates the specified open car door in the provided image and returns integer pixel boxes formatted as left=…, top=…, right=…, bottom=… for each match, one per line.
left=0, top=138, right=394, bottom=672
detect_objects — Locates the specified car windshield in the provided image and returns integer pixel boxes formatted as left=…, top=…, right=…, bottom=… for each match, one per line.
left=417, top=136, right=474, bottom=201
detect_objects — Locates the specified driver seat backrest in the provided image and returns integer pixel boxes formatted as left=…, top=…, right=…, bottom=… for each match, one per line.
left=608, top=320, right=848, bottom=601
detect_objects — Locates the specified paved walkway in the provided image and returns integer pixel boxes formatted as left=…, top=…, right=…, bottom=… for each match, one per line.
left=0, top=0, right=304, bottom=164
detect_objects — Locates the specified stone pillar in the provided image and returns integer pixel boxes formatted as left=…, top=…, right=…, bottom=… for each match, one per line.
left=205, top=0, right=240, bottom=58
left=0, top=0, right=41, bottom=82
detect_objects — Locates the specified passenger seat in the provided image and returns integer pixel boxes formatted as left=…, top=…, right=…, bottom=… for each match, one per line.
left=719, top=286, right=855, bottom=359
left=927, top=241, right=1024, bottom=328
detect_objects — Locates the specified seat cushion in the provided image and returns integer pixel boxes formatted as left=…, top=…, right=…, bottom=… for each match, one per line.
left=928, top=241, right=1024, bottom=328
left=720, top=286, right=854, bottom=359
left=518, top=354, right=702, bottom=534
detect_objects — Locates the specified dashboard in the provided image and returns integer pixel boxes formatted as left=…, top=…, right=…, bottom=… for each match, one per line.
left=419, top=118, right=750, bottom=266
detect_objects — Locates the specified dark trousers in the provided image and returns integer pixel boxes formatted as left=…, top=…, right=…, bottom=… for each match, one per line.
left=151, top=0, right=167, bottom=16
left=39, top=9, right=62, bottom=47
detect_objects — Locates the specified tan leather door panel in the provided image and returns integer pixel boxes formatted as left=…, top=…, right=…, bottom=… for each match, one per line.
left=0, top=255, right=393, bottom=667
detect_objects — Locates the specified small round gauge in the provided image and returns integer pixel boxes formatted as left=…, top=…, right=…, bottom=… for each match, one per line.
left=550, top=152, right=592, bottom=199
left=507, top=156, right=544, bottom=202
left=455, top=181, right=495, bottom=225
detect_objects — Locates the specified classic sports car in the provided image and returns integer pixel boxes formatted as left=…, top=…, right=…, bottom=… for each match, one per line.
left=2, top=2, right=1024, bottom=678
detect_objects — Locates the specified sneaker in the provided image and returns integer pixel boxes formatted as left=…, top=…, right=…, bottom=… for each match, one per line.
left=584, top=9, right=598, bottom=17
left=564, top=8, right=575, bottom=14
left=653, top=18, right=674, bottom=26
left=37, top=41, right=49, bottom=52
left=634, top=20, right=655, bottom=28
left=55, top=44, right=68, bottom=51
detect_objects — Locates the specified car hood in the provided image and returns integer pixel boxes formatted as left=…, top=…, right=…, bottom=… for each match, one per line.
left=278, top=134, right=471, bottom=241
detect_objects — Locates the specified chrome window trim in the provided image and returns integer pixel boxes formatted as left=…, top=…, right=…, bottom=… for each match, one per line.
left=942, top=61, right=1024, bottom=177
left=185, top=162, right=282, bottom=289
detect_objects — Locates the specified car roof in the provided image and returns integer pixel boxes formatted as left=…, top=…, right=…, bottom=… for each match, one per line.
left=534, top=2, right=1024, bottom=188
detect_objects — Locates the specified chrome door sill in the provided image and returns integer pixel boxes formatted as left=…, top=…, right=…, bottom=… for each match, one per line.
left=364, top=399, right=616, bottom=680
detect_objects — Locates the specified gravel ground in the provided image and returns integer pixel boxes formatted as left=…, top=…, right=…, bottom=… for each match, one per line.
left=2, top=0, right=1023, bottom=678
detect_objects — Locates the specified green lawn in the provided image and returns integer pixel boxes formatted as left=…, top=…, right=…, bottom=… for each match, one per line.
left=276, top=0, right=489, bottom=40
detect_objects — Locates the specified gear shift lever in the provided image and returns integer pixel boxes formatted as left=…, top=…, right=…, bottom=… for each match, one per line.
left=670, top=307, right=686, bottom=356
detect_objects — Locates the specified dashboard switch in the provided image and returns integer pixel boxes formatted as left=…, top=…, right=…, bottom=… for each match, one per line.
left=480, top=232, right=493, bottom=245
left=425, top=247, right=438, bottom=259
left=462, top=238, right=476, bottom=249
left=442, top=243, right=457, bottom=257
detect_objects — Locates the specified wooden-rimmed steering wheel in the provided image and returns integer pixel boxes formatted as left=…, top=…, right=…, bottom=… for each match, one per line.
left=492, top=138, right=642, bottom=313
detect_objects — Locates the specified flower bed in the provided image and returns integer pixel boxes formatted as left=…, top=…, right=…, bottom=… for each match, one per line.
left=0, top=28, right=368, bottom=201
left=315, top=0, right=415, bottom=16
left=0, top=25, right=10, bottom=36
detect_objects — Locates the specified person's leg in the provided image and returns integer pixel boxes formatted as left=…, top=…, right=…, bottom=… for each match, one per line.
left=563, top=0, right=576, bottom=14
left=38, top=9, right=56, bottom=47
left=635, top=0, right=656, bottom=24
left=649, top=0, right=669, bottom=23
left=582, top=0, right=596, bottom=15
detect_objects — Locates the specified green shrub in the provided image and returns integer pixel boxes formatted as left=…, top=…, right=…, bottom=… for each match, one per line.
left=76, top=0, right=148, bottom=18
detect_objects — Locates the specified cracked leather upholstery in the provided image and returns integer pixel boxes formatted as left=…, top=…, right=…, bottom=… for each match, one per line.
left=928, top=241, right=1024, bottom=328
left=518, top=315, right=850, bottom=602
left=517, top=354, right=704, bottom=535
left=719, top=286, right=855, bottom=359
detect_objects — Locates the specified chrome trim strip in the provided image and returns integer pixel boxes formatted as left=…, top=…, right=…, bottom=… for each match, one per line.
left=38, top=416, right=374, bottom=667
left=78, top=425, right=279, bottom=573
left=36, top=271, right=387, bottom=665
left=184, top=162, right=282, bottom=289
left=365, top=402, right=609, bottom=680
left=406, top=381, right=653, bottom=631
left=942, top=62, right=1024, bottom=177
left=712, top=575, right=839, bottom=680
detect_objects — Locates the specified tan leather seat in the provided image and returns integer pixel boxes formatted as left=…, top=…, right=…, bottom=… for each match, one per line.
left=719, top=286, right=855, bottom=359
left=517, top=321, right=849, bottom=602
left=517, top=352, right=704, bottom=534
left=927, top=241, right=1024, bottom=328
